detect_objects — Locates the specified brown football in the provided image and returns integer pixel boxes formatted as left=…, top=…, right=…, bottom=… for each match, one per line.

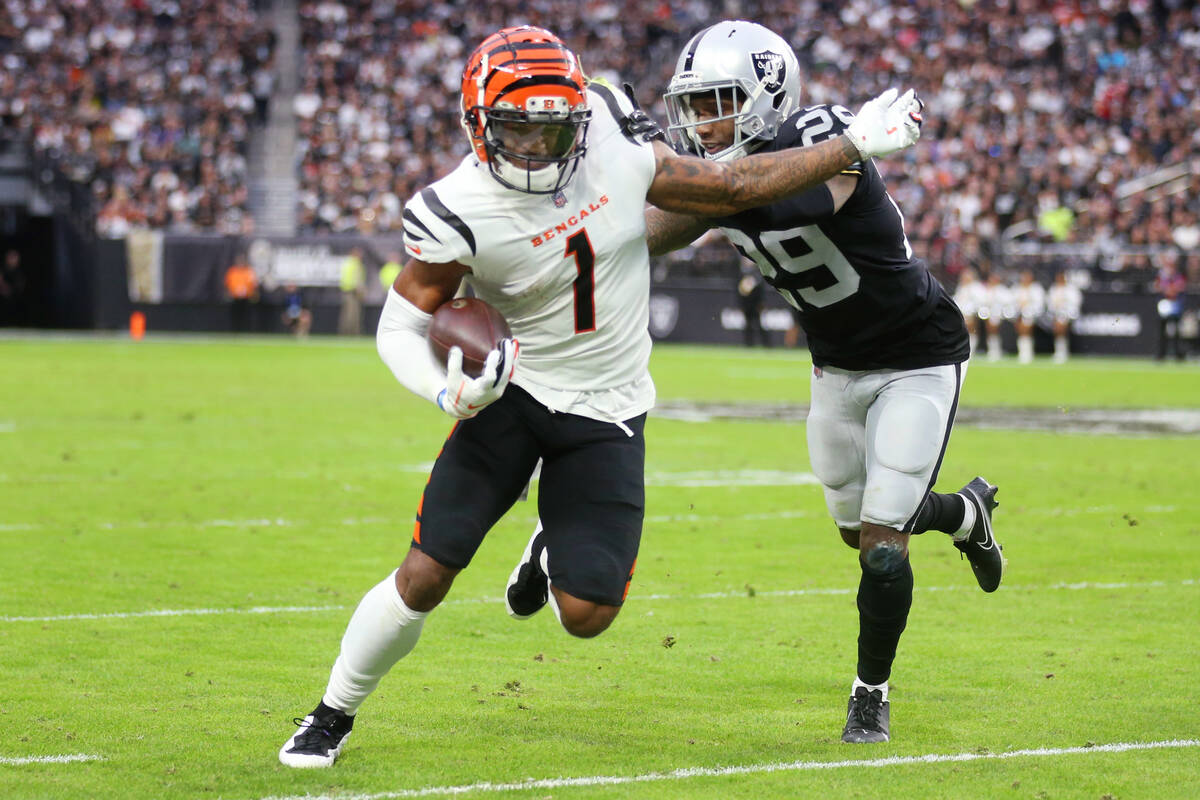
left=428, top=297, right=512, bottom=378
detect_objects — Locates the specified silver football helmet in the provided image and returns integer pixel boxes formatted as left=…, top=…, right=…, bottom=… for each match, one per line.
left=664, top=20, right=802, bottom=161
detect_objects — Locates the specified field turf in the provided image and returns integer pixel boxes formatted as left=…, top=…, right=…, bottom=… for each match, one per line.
left=1, top=336, right=1197, bottom=799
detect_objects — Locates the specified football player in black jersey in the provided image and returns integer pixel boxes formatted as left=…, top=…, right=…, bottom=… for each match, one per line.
left=644, top=20, right=1007, bottom=745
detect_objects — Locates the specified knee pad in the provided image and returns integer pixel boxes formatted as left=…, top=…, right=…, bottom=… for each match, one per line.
left=862, top=540, right=908, bottom=576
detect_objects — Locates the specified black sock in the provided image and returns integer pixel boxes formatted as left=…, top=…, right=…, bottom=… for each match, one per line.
left=856, top=555, right=913, bottom=685
left=909, top=491, right=966, bottom=535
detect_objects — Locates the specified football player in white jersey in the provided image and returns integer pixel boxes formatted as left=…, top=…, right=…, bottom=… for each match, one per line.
left=1046, top=270, right=1083, bottom=363
left=641, top=20, right=1005, bottom=745
left=1012, top=269, right=1047, bottom=363
left=279, top=24, right=924, bottom=768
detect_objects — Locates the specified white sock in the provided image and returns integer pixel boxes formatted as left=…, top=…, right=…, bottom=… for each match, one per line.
left=953, top=494, right=976, bottom=541
left=322, top=569, right=428, bottom=715
left=1018, top=334, right=1033, bottom=363
left=1054, top=335, right=1068, bottom=362
left=987, top=334, right=1002, bottom=361
left=852, top=676, right=889, bottom=702
left=968, top=332, right=978, bottom=356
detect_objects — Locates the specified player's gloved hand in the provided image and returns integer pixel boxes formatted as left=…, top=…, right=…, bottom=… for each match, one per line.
left=436, top=338, right=519, bottom=419
left=844, top=87, right=924, bottom=159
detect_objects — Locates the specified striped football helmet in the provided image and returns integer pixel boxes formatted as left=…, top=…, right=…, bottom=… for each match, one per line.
left=461, top=26, right=592, bottom=194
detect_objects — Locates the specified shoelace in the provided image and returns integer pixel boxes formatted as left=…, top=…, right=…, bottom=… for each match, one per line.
left=289, top=715, right=344, bottom=751
left=849, top=690, right=884, bottom=729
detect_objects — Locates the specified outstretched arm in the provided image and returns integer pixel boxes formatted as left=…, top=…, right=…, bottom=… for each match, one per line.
left=645, top=137, right=858, bottom=217
left=645, top=87, right=922, bottom=217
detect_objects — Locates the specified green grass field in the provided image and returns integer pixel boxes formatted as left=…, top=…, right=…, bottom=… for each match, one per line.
left=2, top=336, right=1197, bottom=799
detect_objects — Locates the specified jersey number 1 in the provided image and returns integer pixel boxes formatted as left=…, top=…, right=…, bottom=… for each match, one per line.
left=565, top=230, right=596, bottom=333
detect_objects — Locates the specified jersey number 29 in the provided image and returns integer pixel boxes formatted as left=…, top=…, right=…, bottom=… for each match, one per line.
left=724, top=225, right=860, bottom=310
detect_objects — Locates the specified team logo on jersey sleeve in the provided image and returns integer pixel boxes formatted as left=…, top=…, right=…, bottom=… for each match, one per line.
left=751, top=51, right=786, bottom=93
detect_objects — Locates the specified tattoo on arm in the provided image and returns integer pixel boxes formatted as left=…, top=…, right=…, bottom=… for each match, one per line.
left=645, top=208, right=711, bottom=257
left=647, top=134, right=859, bottom=217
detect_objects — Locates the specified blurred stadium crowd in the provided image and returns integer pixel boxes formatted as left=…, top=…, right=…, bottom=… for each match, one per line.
left=1, top=0, right=275, bottom=236
left=4, top=0, right=1199, bottom=287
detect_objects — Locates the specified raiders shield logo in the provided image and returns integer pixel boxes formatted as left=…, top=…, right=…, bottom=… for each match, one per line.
left=751, top=50, right=785, bottom=93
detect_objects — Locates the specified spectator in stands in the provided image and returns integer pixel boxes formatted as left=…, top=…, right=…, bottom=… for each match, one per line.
left=1046, top=270, right=1083, bottom=364
left=337, top=246, right=365, bottom=336
left=1154, top=249, right=1187, bottom=361
left=96, top=185, right=145, bottom=240
left=224, top=252, right=259, bottom=333
left=10, top=0, right=1200, bottom=273
left=14, top=0, right=274, bottom=236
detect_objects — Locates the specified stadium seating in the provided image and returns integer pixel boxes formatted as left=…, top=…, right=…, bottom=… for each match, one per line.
left=8, top=1, right=1198, bottom=289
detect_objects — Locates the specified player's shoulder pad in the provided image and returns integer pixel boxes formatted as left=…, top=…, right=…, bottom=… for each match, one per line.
left=402, top=185, right=477, bottom=259
left=781, top=103, right=862, bottom=173
left=588, top=79, right=666, bottom=146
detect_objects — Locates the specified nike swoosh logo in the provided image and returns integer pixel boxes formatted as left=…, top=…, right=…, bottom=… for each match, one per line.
left=407, top=244, right=422, bottom=255
left=885, top=126, right=897, bottom=135
left=968, top=489, right=997, bottom=549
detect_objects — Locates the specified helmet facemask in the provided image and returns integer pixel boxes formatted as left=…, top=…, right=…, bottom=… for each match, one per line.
left=478, top=97, right=590, bottom=194
left=664, top=81, right=763, bottom=162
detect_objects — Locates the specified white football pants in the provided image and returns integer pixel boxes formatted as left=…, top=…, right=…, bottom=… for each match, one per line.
left=806, top=362, right=965, bottom=531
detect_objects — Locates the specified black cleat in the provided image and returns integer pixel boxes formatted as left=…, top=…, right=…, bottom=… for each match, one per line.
left=505, top=526, right=548, bottom=620
left=842, top=686, right=890, bottom=743
left=955, top=476, right=1006, bottom=593
left=278, top=701, right=354, bottom=768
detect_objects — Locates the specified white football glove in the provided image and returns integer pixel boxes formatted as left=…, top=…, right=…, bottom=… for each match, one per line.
left=844, top=87, right=924, bottom=159
left=436, top=338, right=518, bottom=419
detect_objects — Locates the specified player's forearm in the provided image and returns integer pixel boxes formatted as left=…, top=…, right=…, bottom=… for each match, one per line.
left=376, top=288, right=446, bottom=406
left=644, top=208, right=711, bottom=256
left=649, top=135, right=858, bottom=217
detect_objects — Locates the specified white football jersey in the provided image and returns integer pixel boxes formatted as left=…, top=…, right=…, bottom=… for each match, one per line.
left=402, top=87, right=658, bottom=422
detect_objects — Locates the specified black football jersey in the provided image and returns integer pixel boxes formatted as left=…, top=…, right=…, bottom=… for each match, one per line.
left=713, top=103, right=969, bottom=370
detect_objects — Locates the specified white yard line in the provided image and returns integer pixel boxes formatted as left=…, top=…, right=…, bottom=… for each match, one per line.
left=1, top=579, right=1193, bottom=625
left=0, top=753, right=103, bottom=765
left=255, top=739, right=1200, bottom=800
left=0, top=501, right=1180, bottom=534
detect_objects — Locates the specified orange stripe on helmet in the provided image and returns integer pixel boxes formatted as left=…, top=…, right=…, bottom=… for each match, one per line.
left=460, top=26, right=587, bottom=164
